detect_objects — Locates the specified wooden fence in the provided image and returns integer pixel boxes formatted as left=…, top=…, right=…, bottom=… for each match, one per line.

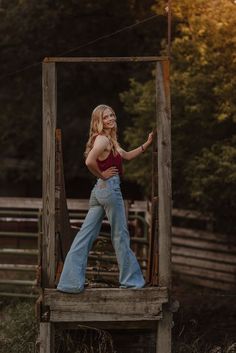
left=0, top=197, right=235, bottom=297
left=0, top=198, right=149, bottom=297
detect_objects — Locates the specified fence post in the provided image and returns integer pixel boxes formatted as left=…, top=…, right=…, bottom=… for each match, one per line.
left=156, top=59, right=172, bottom=353
left=42, top=61, right=57, bottom=288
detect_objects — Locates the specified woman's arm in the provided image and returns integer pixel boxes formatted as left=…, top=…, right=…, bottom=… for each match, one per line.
left=118, top=132, right=153, bottom=161
left=85, top=135, right=119, bottom=179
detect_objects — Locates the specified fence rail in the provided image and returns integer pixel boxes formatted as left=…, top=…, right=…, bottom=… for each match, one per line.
left=0, top=198, right=149, bottom=297
left=171, top=225, right=236, bottom=291
left=0, top=197, right=235, bottom=296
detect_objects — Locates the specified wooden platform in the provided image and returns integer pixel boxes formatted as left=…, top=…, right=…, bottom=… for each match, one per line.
left=42, top=287, right=168, bottom=324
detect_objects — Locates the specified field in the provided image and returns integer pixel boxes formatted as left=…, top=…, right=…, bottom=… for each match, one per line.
left=1, top=279, right=235, bottom=353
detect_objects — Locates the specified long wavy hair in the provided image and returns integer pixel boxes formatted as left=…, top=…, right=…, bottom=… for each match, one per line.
left=84, top=104, right=120, bottom=158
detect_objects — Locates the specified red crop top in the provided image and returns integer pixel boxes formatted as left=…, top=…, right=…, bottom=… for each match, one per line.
left=97, top=150, right=123, bottom=175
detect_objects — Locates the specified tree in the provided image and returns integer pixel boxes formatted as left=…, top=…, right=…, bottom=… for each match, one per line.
left=0, top=0, right=166, bottom=192
left=186, top=136, right=236, bottom=233
left=121, top=0, right=236, bottom=232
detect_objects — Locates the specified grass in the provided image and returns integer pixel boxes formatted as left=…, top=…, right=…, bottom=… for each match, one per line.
left=0, top=282, right=235, bottom=353
left=0, top=297, right=38, bottom=353
left=56, top=326, right=117, bottom=353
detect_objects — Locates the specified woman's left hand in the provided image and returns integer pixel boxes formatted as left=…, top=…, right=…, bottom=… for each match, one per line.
left=146, top=131, right=153, bottom=146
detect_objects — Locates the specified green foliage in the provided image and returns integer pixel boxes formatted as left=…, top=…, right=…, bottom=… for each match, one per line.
left=121, top=0, right=236, bottom=232
left=0, top=300, right=38, bottom=353
left=186, top=136, right=236, bottom=233
left=0, top=0, right=166, bottom=186
left=120, top=78, right=156, bottom=195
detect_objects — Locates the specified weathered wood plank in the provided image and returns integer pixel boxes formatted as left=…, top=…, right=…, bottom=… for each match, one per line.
left=172, top=208, right=211, bottom=221
left=45, top=287, right=167, bottom=299
left=156, top=309, right=172, bottom=353
left=56, top=320, right=158, bottom=330
left=42, top=62, right=57, bottom=288
left=0, top=264, right=37, bottom=271
left=50, top=309, right=163, bottom=322
left=172, top=226, right=235, bottom=244
left=172, top=255, right=236, bottom=274
left=173, top=264, right=236, bottom=283
left=0, top=279, right=36, bottom=286
left=44, top=56, right=168, bottom=63
left=55, top=129, right=73, bottom=259
left=0, top=197, right=146, bottom=212
left=147, top=128, right=159, bottom=285
left=177, top=274, right=236, bottom=291
left=44, top=287, right=168, bottom=322
left=172, top=236, right=236, bottom=253
left=172, top=246, right=236, bottom=264
left=156, top=60, right=172, bottom=289
left=39, top=322, right=55, bottom=353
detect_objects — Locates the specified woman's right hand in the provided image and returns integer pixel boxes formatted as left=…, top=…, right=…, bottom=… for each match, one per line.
left=101, top=166, right=118, bottom=180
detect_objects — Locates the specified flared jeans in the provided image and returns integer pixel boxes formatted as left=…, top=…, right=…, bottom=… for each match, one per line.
left=57, top=175, right=145, bottom=293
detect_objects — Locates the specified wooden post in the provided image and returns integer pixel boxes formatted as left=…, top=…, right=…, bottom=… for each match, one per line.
left=156, top=60, right=172, bottom=353
left=55, top=129, right=73, bottom=284
left=42, top=62, right=57, bottom=288
left=147, top=130, right=159, bottom=285
left=39, top=322, right=55, bottom=353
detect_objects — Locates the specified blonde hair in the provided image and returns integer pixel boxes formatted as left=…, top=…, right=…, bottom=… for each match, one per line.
left=84, top=104, right=120, bottom=158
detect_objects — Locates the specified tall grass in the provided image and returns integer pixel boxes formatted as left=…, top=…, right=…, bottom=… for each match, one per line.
left=0, top=299, right=38, bottom=353
left=0, top=296, right=235, bottom=353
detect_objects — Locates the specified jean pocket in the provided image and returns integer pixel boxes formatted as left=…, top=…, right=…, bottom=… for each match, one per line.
left=96, top=188, right=112, bottom=199
left=95, top=181, right=113, bottom=199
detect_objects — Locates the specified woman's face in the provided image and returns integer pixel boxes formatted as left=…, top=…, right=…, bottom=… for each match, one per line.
left=102, top=108, right=116, bottom=130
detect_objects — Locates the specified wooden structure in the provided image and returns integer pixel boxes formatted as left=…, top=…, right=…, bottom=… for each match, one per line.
left=38, top=56, right=172, bottom=353
left=1, top=198, right=235, bottom=299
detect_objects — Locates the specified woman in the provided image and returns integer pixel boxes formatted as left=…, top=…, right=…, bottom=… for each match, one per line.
left=57, top=104, right=153, bottom=293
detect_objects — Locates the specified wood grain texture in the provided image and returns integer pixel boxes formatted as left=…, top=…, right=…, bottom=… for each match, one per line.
left=42, top=62, right=57, bottom=288
left=156, top=60, right=172, bottom=289
left=173, top=264, right=236, bottom=283
left=55, top=129, right=73, bottom=260
left=172, top=236, right=236, bottom=253
left=43, top=287, right=168, bottom=322
left=147, top=128, right=159, bottom=285
left=56, top=321, right=158, bottom=330
left=39, top=322, right=55, bottom=353
left=156, top=309, right=172, bottom=353
left=177, top=274, right=236, bottom=291
left=172, top=246, right=236, bottom=264
left=43, top=56, right=168, bottom=63
left=172, top=255, right=236, bottom=273
left=172, top=226, right=235, bottom=244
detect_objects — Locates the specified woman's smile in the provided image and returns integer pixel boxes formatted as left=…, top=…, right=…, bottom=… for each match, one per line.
left=102, top=108, right=116, bottom=129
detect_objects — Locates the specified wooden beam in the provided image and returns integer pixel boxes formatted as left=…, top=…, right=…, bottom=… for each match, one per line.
left=155, top=59, right=172, bottom=353
left=55, top=129, right=73, bottom=261
left=43, top=56, right=168, bottom=63
left=39, top=322, right=55, bottom=353
left=156, top=60, right=172, bottom=289
left=172, top=246, right=236, bottom=264
left=44, top=287, right=168, bottom=322
left=156, top=310, right=172, bottom=353
left=42, top=62, right=57, bottom=288
left=176, top=274, right=236, bottom=291
left=56, top=320, right=158, bottom=330
left=172, top=255, right=236, bottom=273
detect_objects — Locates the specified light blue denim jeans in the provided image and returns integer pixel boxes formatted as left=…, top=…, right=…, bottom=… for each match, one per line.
left=57, top=175, right=145, bottom=293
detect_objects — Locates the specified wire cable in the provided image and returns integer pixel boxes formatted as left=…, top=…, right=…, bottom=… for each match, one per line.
left=0, top=13, right=160, bottom=82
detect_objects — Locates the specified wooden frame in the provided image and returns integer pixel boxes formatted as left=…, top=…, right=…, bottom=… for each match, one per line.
left=41, top=56, right=172, bottom=353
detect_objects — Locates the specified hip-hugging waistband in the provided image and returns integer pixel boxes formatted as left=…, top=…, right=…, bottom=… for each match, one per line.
left=96, top=175, right=121, bottom=188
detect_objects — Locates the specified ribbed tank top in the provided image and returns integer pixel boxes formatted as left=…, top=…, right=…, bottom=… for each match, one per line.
left=97, top=150, right=123, bottom=175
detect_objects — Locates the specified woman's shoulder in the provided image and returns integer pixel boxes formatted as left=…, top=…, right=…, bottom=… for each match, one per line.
left=93, top=134, right=110, bottom=147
